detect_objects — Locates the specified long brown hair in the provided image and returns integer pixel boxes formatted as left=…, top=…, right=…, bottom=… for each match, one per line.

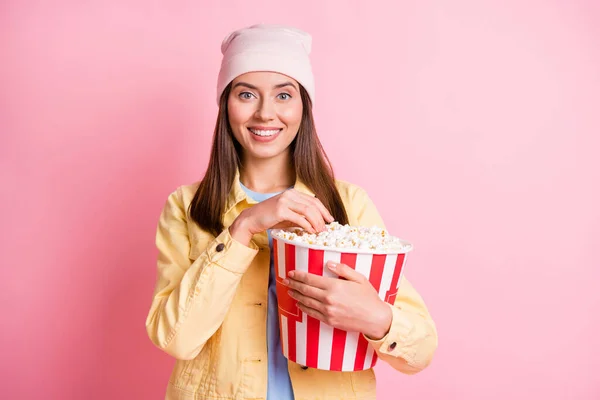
left=189, top=83, right=349, bottom=237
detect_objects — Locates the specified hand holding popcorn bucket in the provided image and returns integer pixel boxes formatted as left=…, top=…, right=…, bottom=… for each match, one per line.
left=272, top=224, right=413, bottom=371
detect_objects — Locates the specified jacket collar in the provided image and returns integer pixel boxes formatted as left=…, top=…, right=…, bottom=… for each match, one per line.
left=225, top=168, right=315, bottom=215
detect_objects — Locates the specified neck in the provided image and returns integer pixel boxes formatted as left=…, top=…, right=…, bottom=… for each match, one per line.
left=239, top=151, right=295, bottom=193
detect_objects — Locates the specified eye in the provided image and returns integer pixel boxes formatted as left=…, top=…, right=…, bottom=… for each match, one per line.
left=277, top=93, right=292, bottom=101
left=239, top=92, right=255, bottom=100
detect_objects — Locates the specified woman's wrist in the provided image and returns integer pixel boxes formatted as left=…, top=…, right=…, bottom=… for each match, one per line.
left=229, top=212, right=253, bottom=246
left=364, top=301, right=393, bottom=340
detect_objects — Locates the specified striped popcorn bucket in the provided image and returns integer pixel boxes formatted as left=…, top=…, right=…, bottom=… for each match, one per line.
left=272, top=231, right=413, bottom=371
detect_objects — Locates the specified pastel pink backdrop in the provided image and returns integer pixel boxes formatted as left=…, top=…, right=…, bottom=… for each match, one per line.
left=2, top=1, right=599, bottom=399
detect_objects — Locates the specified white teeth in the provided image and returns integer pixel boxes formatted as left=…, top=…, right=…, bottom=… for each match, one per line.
left=249, top=128, right=280, bottom=137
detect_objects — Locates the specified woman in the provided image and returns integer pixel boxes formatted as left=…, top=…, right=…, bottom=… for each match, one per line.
left=146, top=24, right=437, bottom=400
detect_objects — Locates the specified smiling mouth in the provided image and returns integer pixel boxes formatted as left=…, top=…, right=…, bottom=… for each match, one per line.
left=248, top=128, right=282, bottom=137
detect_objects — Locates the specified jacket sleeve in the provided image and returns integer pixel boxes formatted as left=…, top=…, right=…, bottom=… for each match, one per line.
left=145, top=187, right=258, bottom=360
left=351, top=186, right=438, bottom=374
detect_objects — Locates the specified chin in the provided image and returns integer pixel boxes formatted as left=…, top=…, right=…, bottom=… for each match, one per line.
left=246, top=146, right=289, bottom=160
left=251, top=151, right=285, bottom=160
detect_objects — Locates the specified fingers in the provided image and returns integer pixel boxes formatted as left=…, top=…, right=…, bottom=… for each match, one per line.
left=284, top=189, right=334, bottom=224
left=326, top=261, right=367, bottom=283
left=279, top=208, right=318, bottom=233
left=297, top=303, right=327, bottom=323
left=269, top=189, right=335, bottom=234
left=284, top=275, right=329, bottom=299
left=287, top=199, right=327, bottom=233
left=288, top=289, right=325, bottom=312
left=294, top=192, right=335, bottom=223
left=286, top=270, right=331, bottom=290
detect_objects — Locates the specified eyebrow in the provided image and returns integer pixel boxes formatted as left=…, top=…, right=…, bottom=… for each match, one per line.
left=232, top=81, right=298, bottom=91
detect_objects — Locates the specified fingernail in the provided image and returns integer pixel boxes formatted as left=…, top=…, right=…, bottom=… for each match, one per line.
left=282, top=279, right=290, bottom=285
left=328, top=261, right=337, bottom=269
left=288, top=290, right=294, bottom=297
left=288, top=271, right=295, bottom=278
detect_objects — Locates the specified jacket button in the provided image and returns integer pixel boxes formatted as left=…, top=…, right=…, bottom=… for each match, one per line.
left=389, top=342, right=397, bottom=351
left=216, top=243, right=225, bottom=252
left=301, top=365, right=308, bottom=370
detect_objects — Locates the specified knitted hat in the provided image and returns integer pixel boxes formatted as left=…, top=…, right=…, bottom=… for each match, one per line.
left=216, top=24, right=315, bottom=104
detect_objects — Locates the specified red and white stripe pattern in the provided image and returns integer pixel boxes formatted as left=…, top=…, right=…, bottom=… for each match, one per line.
left=274, top=239, right=407, bottom=371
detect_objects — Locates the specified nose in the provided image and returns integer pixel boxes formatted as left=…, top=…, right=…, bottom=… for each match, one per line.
left=255, top=98, right=275, bottom=121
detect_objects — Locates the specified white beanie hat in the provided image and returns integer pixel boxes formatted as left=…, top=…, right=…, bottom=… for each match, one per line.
left=216, top=24, right=315, bottom=104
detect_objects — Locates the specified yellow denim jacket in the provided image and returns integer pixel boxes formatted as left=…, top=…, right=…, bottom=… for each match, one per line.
left=146, top=176, right=438, bottom=400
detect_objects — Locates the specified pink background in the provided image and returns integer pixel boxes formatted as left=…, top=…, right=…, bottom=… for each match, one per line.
left=2, top=1, right=599, bottom=399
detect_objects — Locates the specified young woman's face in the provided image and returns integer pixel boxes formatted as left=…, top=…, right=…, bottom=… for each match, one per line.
left=228, top=71, right=303, bottom=161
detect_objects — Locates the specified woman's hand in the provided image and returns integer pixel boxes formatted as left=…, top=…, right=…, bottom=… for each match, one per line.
left=229, top=189, right=334, bottom=246
left=284, top=260, right=393, bottom=340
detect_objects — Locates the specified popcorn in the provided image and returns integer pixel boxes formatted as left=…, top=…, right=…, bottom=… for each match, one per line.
left=272, top=221, right=410, bottom=252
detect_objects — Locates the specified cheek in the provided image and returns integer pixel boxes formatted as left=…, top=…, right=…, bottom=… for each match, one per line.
left=227, top=101, right=254, bottom=138
left=279, top=104, right=303, bottom=128
left=227, top=102, right=245, bottom=126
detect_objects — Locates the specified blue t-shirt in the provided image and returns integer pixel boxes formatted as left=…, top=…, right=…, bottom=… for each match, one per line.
left=239, top=181, right=295, bottom=400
